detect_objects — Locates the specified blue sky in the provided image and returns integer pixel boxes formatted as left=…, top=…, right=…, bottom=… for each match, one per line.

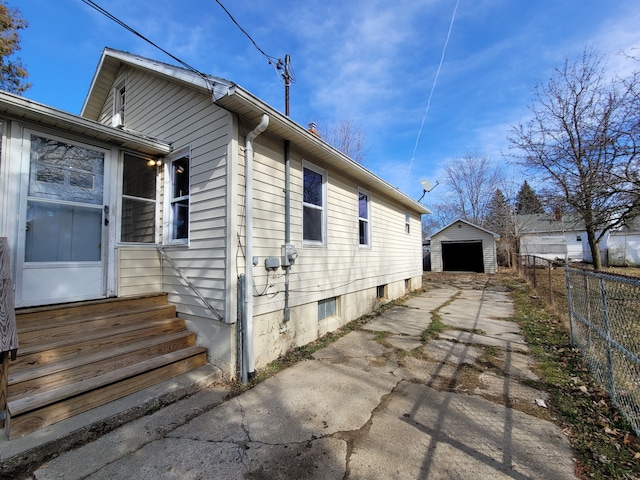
left=13, top=0, right=640, bottom=205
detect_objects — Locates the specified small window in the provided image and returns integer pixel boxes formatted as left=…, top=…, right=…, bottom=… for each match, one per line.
left=318, top=297, right=337, bottom=320
left=405, top=212, right=411, bottom=234
left=358, top=189, right=370, bottom=246
left=164, top=149, right=190, bottom=244
left=303, top=163, right=327, bottom=245
left=405, top=278, right=411, bottom=292
left=113, top=81, right=126, bottom=128
left=377, top=284, right=387, bottom=299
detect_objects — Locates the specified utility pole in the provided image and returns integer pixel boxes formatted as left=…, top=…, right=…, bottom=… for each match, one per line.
left=279, top=54, right=292, bottom=117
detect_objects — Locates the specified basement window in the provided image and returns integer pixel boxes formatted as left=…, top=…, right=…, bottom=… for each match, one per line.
left=318, top=297, right=337, bottom=320
left=377, top=284, right=387, bottom=299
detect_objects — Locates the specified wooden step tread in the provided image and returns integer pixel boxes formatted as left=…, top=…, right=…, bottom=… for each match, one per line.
left=17, top=303, right=177, bottom=336
left=7, top=352, right=207, bottom=439
left=14, top=317, right=186, bottom=357
left=17, top=305, right=178, bottom=347
left=8, top=345, right=208, bottom=416
left=10, top=320, right=189, bottom=373
left=16, top=294, right=168, bottom=326
left=8, top=330, right=197, bottom=389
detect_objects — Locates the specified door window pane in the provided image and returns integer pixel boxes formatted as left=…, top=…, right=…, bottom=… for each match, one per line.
left=29, top=135, right=104, bottom=205
left=25, top=202, right=102, bottom=262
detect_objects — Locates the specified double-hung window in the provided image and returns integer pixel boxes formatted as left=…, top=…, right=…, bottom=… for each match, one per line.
left=164, top=148, right=190, bottom=244
left=302, top=163, right=326, bottom=245
left=358, top=189, right=370, bottom=247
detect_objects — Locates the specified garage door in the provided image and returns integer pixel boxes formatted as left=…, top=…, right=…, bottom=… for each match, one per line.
left=441, top=241, right=484, bottom=273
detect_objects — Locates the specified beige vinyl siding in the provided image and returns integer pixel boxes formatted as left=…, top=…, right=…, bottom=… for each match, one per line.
left=239, top=135, right=423, bottom=317
left=102, top=66, right=233, bottom=322
left=117, top=246, right=162, bottom=296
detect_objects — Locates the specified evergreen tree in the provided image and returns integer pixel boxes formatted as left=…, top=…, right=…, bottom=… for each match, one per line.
left=486, top=189, right=515, bottom=267
left=515, top=180, right=544, bottom=214
left=0, top=1, right=30, bottom=94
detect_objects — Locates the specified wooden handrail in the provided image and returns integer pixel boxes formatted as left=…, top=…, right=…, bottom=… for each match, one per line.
left=0, top=237, right=18, bottom=428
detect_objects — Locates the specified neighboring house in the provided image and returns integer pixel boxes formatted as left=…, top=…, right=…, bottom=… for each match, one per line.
left=582, top=217, right=640, bottom=267
left=430, top=219, right=500, bottom=274
left=0, top=48, right=428, bottom=383
left=517, top=213, right=585, bottom=262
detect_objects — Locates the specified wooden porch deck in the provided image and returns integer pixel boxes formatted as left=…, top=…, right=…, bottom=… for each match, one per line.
left=5, top=294, right=207, bottom=439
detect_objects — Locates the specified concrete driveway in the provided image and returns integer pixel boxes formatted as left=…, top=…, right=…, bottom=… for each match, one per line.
left=28, top=274, right=577, bottom=479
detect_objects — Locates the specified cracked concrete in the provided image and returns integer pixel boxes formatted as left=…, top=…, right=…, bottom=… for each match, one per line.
left=28, top=274, right=577, bottom=479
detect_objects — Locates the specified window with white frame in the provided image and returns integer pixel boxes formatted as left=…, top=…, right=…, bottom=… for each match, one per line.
left=358, top=189, right=370, bottom=246
left=164, top=149, right=190, bottom=244
left=405, top=212, right=411, bottom=234
left=302, top=163, right=326, bottom=245
left=113, top=80, right=126, bottom=128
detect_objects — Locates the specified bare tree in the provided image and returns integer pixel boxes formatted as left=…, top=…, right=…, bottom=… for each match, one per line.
left=441, top=153, right=502, bottom=226
left=508, top=47, right=640, bottom=270
left=312, top=118, right=368, bottom=164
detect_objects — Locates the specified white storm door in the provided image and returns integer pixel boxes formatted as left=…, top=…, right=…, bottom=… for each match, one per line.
left=17, top=133, right=109, bottom=306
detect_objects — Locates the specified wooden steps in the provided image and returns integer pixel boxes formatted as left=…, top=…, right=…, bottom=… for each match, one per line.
left=5, top=295, right=207, bottom=439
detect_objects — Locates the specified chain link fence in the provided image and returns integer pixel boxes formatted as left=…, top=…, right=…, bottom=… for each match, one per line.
left=565, top=267, right=640, bottom=436
left=515, top=254, right=568, bottom=312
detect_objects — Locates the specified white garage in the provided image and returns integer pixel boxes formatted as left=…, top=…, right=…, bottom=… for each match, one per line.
left=430, top=219, right=500, bottom=274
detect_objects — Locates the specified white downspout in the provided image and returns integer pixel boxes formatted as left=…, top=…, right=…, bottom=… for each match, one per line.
left=244, top=114, right=269, bottom=378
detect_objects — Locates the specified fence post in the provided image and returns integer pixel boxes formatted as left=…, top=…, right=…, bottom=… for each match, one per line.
left=547, top=261, right=553, bottom=305
left=565, top=267, right=575, bottom=345
left=599, top=277, right=616, bottom=398
left=532, top=256, right=537, bottom=288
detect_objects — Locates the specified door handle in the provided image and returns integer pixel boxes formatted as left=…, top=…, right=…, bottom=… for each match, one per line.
left=104, top=205, right=109, bottom=226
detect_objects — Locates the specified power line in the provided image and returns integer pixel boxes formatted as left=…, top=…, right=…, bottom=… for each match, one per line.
left=213, top=0, right=294, bottom=112
left=409, top=0, right=460, bottom=174
left=79, top=0, right=212, bottom=89
left=213, top=0, right=280, bottom=66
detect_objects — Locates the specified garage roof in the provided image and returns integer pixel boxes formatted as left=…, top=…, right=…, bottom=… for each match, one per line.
left=431, top=218, right=500, bottom=239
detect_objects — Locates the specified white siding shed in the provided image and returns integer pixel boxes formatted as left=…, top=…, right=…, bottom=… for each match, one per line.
left=430, top=219, right=499, bottom=274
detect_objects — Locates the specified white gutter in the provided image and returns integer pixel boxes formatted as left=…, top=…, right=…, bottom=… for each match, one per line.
left=244, top=114, right=269, bottom=377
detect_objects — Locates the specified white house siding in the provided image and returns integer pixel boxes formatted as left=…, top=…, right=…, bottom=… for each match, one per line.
left=606, top=232, right=640, bottom=267
left=238, top=135, right=424, bottom=368
left=98, top=66, right=236, bottom=372
left=519, top=232, right=583, bottom=262
left=431, top=221, right=498, bottom=274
